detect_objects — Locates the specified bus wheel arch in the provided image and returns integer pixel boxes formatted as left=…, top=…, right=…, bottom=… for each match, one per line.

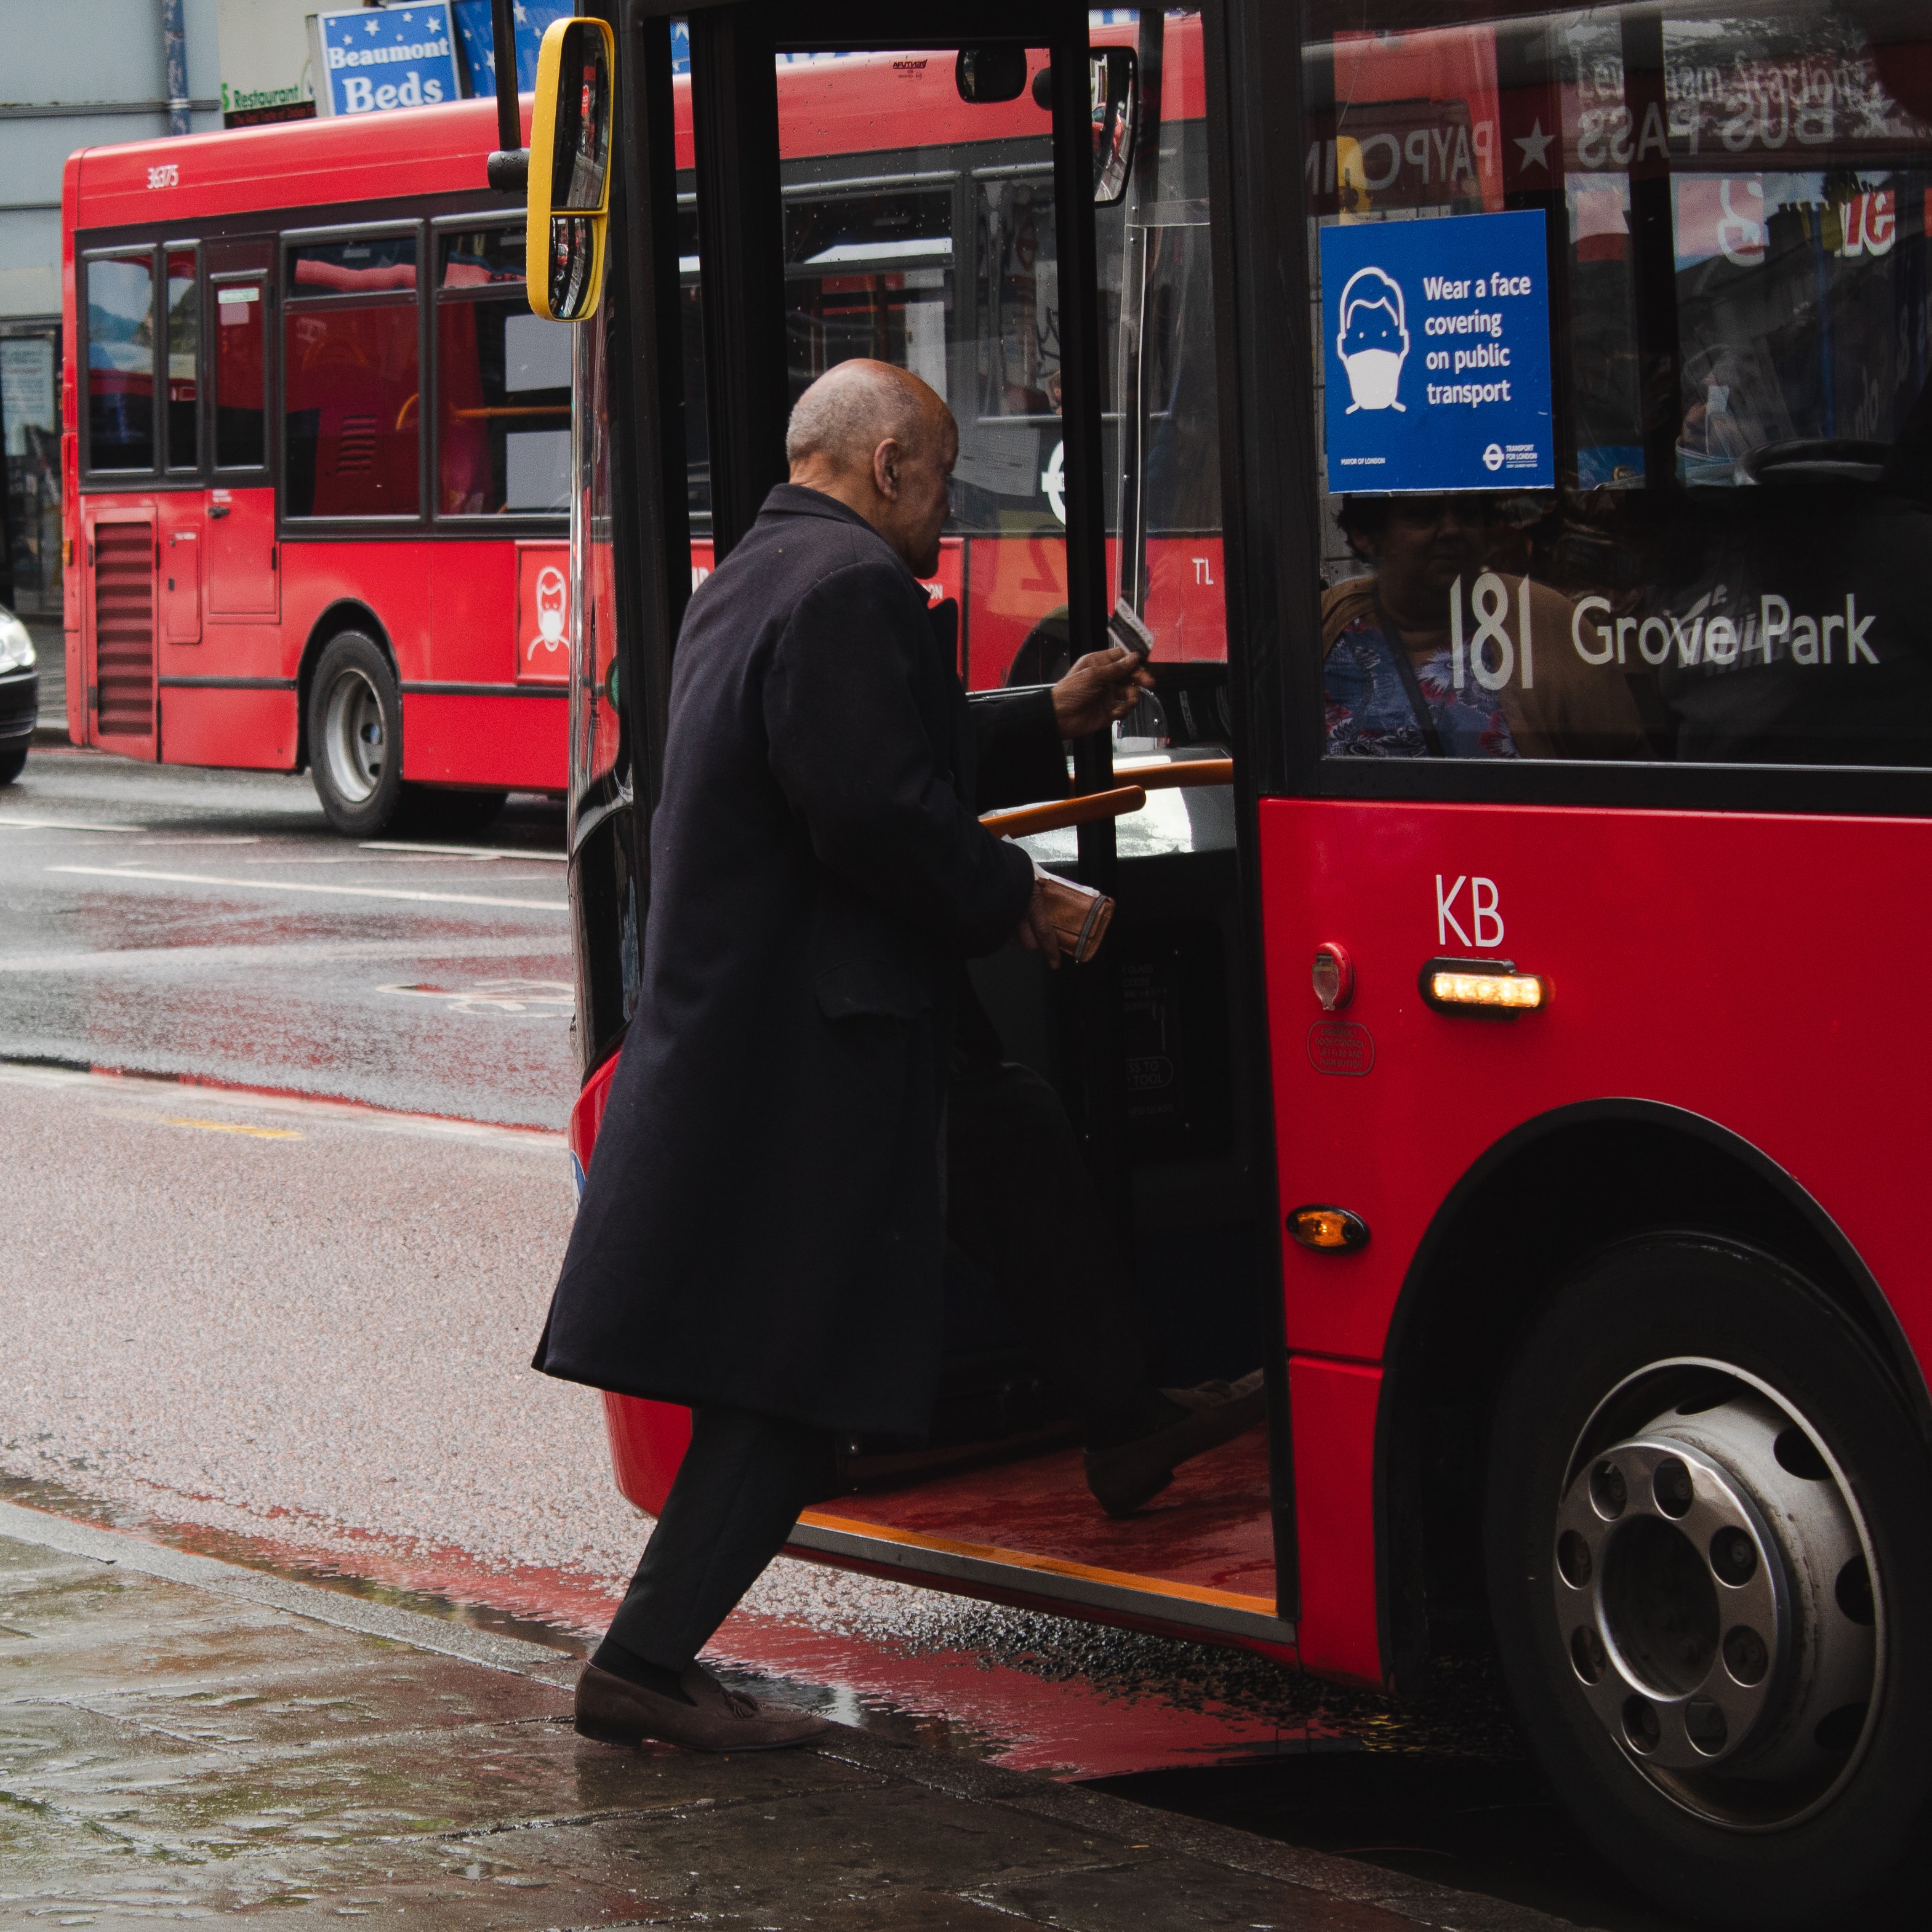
left=1375, top=1100, right=1930, bottom=1693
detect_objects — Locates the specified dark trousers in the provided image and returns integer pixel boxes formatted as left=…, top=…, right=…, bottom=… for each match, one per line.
left=603, top=1404, right=836, bottom=1671
left=604, top=1060, right=1145, bottom=1670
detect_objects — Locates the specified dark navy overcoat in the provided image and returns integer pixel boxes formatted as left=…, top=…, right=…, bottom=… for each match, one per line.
left=533, top=485, right=1066, bottom=1435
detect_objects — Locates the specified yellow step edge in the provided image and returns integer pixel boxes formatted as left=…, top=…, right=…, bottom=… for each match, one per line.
left=796, top=1510, right=1277, bottom=1616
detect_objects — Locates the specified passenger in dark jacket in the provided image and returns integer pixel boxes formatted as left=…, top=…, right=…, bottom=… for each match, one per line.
left=542, top=361, right=1160, bottom=1753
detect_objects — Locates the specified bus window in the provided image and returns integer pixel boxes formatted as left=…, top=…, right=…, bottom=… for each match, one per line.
left=438, top=224, right=527, bottom=289
left=289, top=231, right=419, bottom=294
left=85, top=252, right=156, bottom=473
left=436, top=224, right=571, bottom=516
left=784, top=185, right=954, bottom=403
left=980, top=173, right=1058, bottom=418
left=283, top=228, right=422, bottom=519
left=1305, top=1, right=1932, bottom=769
left=679, top=195, right=710, bottom=530
left=165, top=249, right=199, bottom=473
left=213, top=281, right=267, bottom=470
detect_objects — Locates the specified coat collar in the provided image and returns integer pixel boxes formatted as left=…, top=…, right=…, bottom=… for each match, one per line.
left=758, top=485, right=919, bottom=582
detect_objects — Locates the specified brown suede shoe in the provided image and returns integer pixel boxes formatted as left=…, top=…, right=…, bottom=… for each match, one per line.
left=574, top=1662, right=832, bottom=1752
left=1083, top=1369, right=1267, bottom=1517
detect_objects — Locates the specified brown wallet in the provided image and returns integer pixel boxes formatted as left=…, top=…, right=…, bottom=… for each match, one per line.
left=1037, top=873, right=1116, bottom=964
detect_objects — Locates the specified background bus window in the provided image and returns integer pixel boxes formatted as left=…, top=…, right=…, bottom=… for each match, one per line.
left=439, top=225, right=527, bottom=289
left=436, top=225, right=571, bottom=516
left=784, top=186, right=954, bottom=403
left=289, top=233, right=418, bottom=294
left=214, top=283, right=267, bottom=469
left=86, top=254, right=156, bottom=473
left=1303, top=1, right=1932, bottom=769
left=283, top=302, right=420, bottom=518
left=166, top=250, right=198, bottom=473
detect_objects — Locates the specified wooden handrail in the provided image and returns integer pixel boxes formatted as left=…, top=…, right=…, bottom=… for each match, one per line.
left=1121, top=756, right=1235, bottom=791
left=980, top=785, right=1146, bottom=841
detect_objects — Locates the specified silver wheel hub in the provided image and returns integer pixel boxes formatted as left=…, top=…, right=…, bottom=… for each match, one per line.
left=1553, top=1365, right=1880, bottom=1827
left=321, top=667, right=387, bottom=804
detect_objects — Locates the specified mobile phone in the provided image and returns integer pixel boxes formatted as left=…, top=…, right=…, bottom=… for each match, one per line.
left=1107, top=599, right=1156, bottom=662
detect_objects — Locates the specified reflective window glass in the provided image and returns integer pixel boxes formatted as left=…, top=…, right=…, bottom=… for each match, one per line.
left=214, top=283, right=267, bottom=469
left=440, top=226, right=527, bottom=289
left=437, top=299, right=572, bottom=514
left=291, top=233, right=418, bottom=295
left=166, top=249, right=198, bottom=470
left=283, top=305, right=420, bottom=516
left=1305, top=1, right=1932, bottom=768
left=679, top=196, right=710, bottom=528
left=86, top=254, right=155, bottom=471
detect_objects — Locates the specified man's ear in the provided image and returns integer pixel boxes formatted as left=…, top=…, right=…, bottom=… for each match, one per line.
left=873, top=439, right=901, bottom=500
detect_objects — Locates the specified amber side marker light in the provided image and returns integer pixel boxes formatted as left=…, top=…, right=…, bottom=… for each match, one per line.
left=1288, top=1205, right=1369, bottom=1252
left=1420, top=957, right=1549, bottom=1016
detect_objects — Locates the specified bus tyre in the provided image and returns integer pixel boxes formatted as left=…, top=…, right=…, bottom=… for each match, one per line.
left=397, top=785, right=508, bottom=836
left=1485, top=1236, right=1932, bottom=1931
left=308, top=632, right=403, bottom=838
left=0, top=741, right=25, bottom=786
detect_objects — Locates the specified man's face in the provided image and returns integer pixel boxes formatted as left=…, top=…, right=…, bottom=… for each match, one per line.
left=881, top=411, right=957, bottom=579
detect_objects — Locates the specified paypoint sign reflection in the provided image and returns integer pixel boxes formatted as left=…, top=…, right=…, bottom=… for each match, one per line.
left=1322, top=209, right=1553, bottom=494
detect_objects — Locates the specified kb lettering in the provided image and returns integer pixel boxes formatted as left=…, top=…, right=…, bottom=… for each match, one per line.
left=1436, top=874, right=1505, bottom=949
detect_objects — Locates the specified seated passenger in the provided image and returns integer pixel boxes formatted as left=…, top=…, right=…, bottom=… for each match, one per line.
left=1323, top=494, right=1646, bottom=758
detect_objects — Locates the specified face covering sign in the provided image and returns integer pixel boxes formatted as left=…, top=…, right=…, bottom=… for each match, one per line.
left=1321, top=209, right=1553, bottom=494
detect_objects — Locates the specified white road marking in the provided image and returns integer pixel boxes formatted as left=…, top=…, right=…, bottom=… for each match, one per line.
left=380, top=979, right=574, bottom=1015
left=0, top=816, right=143, bottom=833
left=0, top=936, right=571, bottom=974
left=363, top=840, right=570, bottom=863
left=47, top=865, right=568, bottom=912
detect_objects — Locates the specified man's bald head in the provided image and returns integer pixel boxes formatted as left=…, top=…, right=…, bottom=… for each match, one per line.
left=785, top=358, right=948, bottom=471
left=786, top=359, right=957, bottom=577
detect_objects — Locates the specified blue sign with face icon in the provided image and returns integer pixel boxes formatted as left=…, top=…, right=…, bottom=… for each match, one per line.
left=1321, top=209, right=1553, bottom=494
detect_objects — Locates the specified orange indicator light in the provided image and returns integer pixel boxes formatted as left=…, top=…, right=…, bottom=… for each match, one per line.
left=1288, top=1204, right=1369, bottom=1251
left=1431, top=970, right=1545, bottom=1009
left=1419, top=958, right=1549, bottom=1016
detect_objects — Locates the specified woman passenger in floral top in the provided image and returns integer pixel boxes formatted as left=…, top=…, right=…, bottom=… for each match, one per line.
left=1322, top=495, right=1647, bottom=760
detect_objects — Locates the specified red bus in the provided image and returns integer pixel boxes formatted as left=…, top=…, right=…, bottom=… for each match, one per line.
left=61, top=96, right=569, bottom=835
left=552, top=2, right=1932, bottom=1923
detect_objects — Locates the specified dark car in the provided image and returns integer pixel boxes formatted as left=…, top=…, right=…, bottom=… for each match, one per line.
left=0, top=605, right=36, bottom=785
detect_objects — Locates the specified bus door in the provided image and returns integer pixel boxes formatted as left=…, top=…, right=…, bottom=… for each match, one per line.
left=206, top=254, right=278, bottom=621
left=156, top=247, right=204, bottom=650
left=592, top=2, right=1291, bottom=1656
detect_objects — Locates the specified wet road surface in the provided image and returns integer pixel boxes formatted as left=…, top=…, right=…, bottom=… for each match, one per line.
left=0, top=753, right=1706, bottom=1931
left=0, top=749, right=574, bottom=1128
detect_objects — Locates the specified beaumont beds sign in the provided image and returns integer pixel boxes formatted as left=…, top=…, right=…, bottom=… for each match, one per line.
left=314, top=4, right=462, bottom=116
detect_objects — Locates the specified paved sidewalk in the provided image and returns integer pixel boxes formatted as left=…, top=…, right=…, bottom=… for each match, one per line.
left=0, top=1502, right=1575, bottom=1931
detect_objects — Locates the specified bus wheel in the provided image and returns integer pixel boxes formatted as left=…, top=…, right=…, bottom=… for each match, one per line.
left=398, top=786, right=508, bottom=836
left=1485, top=1236, right=1931, bottom=1931
left=0, top=742, right=25, bottom=785
left=308, top=632, right=403, bottom=837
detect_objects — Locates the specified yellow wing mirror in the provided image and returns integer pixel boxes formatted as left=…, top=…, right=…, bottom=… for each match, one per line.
left=526, top=15, right=615, bottom=322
